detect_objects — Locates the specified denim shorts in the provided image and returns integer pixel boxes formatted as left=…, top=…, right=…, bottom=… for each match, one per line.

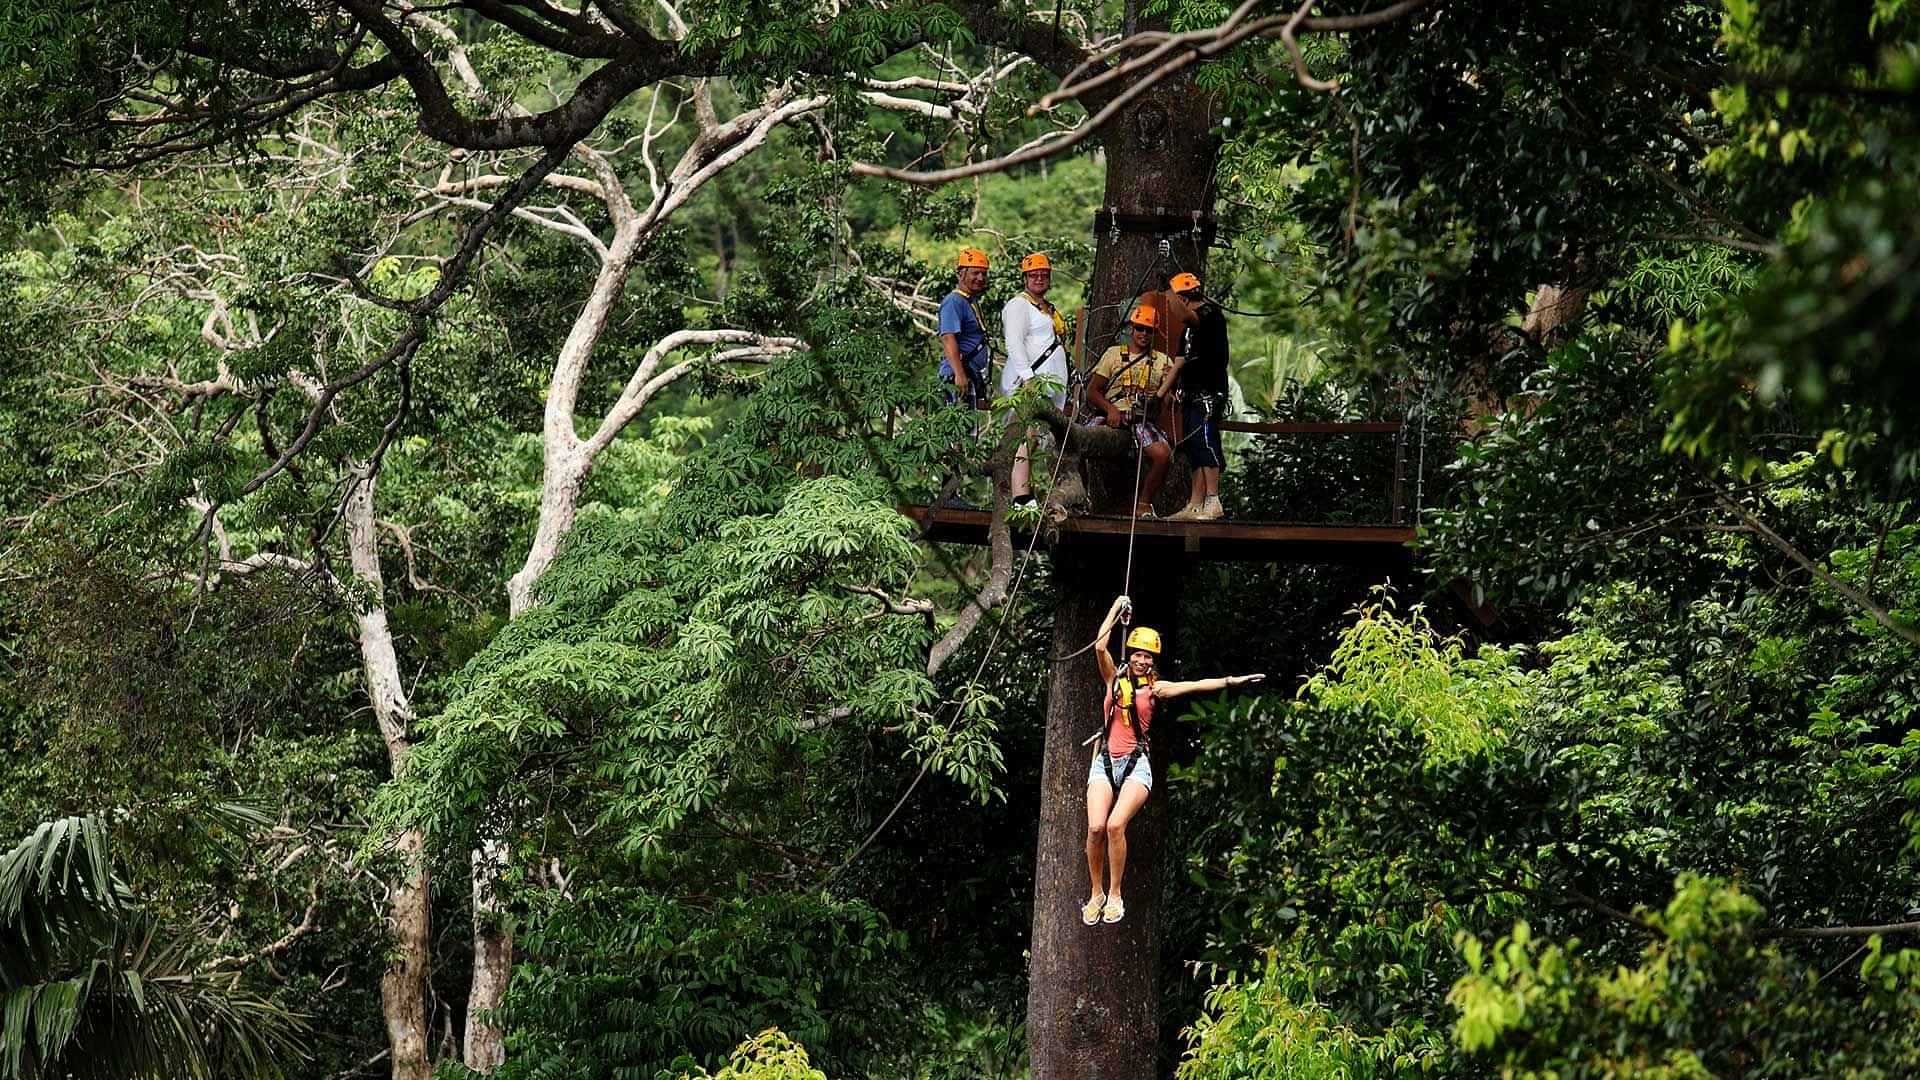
left=1088, top=748, right=1153, bottom=791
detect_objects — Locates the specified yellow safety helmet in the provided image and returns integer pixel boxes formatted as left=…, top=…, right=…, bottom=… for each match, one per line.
left=1020, top=252, right=1052, bottom=273
left=1124, top=626, right=1162, bottom=654
left=957, top=247, right=991, bottom=269
left=1128, top=304, right=1159, bottom=330
left=1169, top=272, right=1201, bottom=293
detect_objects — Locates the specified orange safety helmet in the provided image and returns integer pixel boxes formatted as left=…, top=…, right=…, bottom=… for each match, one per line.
left=957, top=247, right=991, bottom=269
left=1020, top=252, right=1052, bottom=273
left=1128, top=304, right=1160, bottom=329
left=1124, top=626, right=1162, bottom=654
left=1169, top=271, right=1201, bottom=293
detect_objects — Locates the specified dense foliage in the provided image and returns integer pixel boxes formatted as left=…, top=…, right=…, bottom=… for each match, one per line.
left=3, top=0, right=1919, bottom=1076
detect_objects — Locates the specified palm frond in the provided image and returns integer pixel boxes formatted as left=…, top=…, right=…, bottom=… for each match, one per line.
left=1, top=818, right=308, bottom=1079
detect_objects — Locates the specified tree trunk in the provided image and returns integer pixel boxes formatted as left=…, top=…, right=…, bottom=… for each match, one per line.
left=1520, top=283, right=1587, bottom=342
left=464, top=839, right=512, bottom=1072
left=502, top=224, right=641, bottom=616
left=475, top=225, right=645, bottom=1070
left=343, top=468, right=433, bottom=1080
left=1026, top=65, right=1219, bottom=1080
left=504, top=454, right=587, bottom=616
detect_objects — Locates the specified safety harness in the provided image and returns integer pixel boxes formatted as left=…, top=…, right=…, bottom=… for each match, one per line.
left=947, top=289, right=993, bottom=407
left=1094, top=348, right=1165, bottom=426
left=1018, top=291, right=1069, bottom=380
left=1097, top=673, right=1153, bottom=792
left=1175, top=389, right=1225, bottom=456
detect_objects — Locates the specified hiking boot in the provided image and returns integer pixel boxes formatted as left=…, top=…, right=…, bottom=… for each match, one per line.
left=1193, top=497, right=1225, bottom=521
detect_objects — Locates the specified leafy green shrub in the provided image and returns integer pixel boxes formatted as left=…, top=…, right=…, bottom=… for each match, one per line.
left=1450, top=876, right=1920, bottom=1078
left=679, top=1029, right=827, bottom=1080
left=471, top=887, right=907, bottom=1079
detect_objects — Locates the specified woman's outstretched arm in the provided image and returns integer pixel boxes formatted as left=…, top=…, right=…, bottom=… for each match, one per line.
left=1093, top=594, right=1131, bottom=684
left=1152, top=672, right=1266, bottom=701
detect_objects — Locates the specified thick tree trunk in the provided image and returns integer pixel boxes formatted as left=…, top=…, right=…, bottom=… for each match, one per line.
left=1026, top=66, right=1219, bottom=1080
left=343, top=468, right=433, bottom=1080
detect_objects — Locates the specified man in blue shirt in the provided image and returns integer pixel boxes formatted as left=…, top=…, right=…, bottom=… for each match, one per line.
left=939, top=247, right=992, bottom=410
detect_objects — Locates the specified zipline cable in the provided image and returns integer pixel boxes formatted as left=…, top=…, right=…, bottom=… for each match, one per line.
left=1046, top=424, right=1150, bottom=664
left=1041, top=244, right=1181, bottom=666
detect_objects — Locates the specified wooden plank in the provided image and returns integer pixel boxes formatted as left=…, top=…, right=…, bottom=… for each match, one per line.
left=1217, top=420, right=1403, bottom=435
left=1072, top=305, right=1087, bottom=372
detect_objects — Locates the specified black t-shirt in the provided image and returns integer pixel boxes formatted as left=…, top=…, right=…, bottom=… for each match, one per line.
left=1181, top=302, right=1229, bottom=394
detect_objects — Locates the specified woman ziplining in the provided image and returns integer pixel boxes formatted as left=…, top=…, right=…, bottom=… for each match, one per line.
left=1081, top=594, right=1265, bottom=926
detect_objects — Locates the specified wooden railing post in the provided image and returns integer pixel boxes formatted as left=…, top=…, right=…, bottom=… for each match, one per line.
left=1390, top=420, right=1409, bottom=525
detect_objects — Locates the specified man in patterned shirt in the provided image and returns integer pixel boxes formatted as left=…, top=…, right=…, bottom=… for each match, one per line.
left=1085, top=305, right=1175, bottom=518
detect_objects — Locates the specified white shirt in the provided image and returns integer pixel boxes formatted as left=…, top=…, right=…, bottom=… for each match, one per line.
left=1000, top=293, right=1070, bottom=406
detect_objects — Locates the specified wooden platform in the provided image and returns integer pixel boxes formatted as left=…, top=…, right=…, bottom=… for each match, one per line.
left=903, top=507, right=1415, bottom=565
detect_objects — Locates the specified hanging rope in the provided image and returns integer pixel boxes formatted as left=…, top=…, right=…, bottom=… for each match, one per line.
left=1121, top=437, right=1143, bottom=598
left=1210, top=298, right=1289, bottom=318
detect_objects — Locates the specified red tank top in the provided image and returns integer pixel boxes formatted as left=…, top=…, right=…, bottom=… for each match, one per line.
left=1102, top=676, right=1156, bottom=756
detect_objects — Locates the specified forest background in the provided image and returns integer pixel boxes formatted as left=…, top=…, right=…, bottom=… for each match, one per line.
left=3, top=0, right=1920, bottom=1077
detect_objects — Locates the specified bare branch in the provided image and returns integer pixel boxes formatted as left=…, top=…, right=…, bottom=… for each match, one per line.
left=847, top=584, right=936, bottom=616
left=1282, top=0, right=1340, bottom=92
left=854, top=0, right=1439, bottom=186
left=583, top=330, right=802, bottom=456
left=925, top=420, right=1025, bottom=677
left=208, top=881, right=322, bottom=972
left=234, top=142, right=573, bottom=501
left=1714, top=489, right=1920, bottom=650
left=1769, top=919, right=1920, bottom=940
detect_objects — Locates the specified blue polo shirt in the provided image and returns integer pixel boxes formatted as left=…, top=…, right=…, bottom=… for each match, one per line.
left=937, top=290, right=989, bottom=381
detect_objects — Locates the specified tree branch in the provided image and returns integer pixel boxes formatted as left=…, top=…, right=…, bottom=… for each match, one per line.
left=583, top=330, right=803, bottom=456
left=1713, top=489, right=1920, bottom=650
left=233, top=142, right=572, bottom=501
left=855, top=0, right=1439, bottom=185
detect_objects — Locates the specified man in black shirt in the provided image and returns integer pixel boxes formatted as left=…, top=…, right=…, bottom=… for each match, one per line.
left=1165, top=273, right=1231, bottom=520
